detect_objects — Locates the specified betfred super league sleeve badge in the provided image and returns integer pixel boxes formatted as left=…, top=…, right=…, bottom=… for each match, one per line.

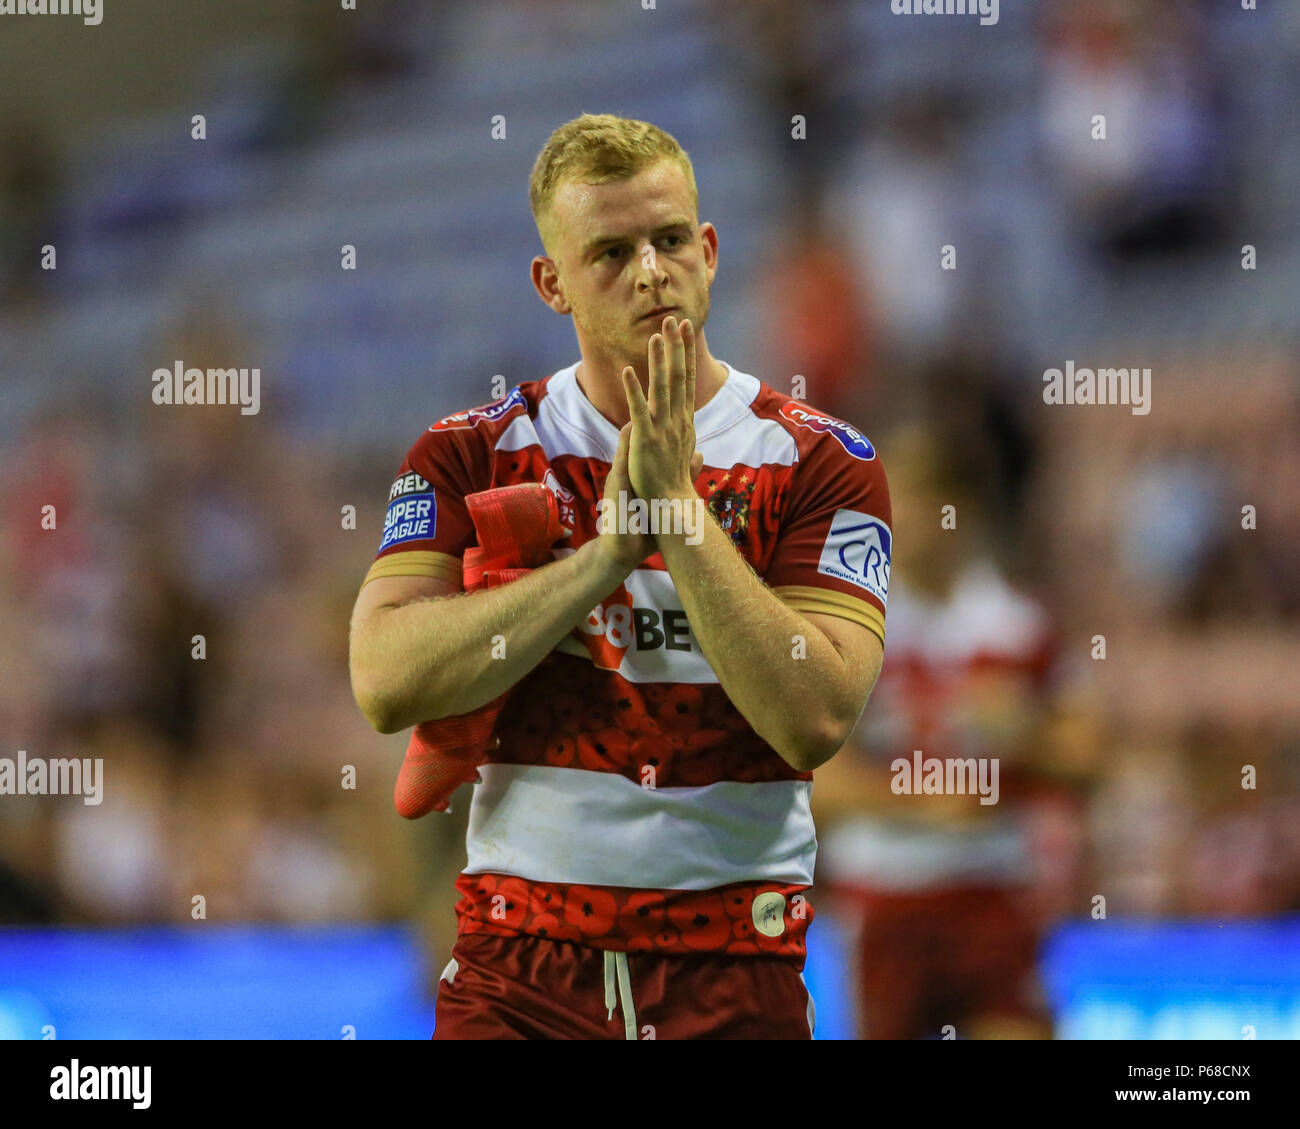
left=816, top=508, right=891, bottom=606
left=379, top=471, right=436, bottom=552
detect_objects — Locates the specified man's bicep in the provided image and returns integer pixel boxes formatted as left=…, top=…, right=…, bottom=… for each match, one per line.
left=352, top=572, right=461, bottom=625
left=803, top=609, right=884, bottom=725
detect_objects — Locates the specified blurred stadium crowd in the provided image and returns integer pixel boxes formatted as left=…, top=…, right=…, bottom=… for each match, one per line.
left=2, top=0, right=1298, bottom=1035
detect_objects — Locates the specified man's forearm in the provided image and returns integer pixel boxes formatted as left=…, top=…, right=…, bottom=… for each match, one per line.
left=656, top=502, right=855, bottom=771
left=351, top=538, right=629, bottom=732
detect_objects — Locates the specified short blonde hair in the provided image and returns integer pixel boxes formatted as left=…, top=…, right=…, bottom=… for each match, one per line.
left=529, top=113, right=699, bottom=253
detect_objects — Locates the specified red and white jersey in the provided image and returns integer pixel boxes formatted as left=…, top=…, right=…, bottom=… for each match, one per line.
left=364, top=360, right=891, bottom=965
left=822, top=562, right=1055, bottom=894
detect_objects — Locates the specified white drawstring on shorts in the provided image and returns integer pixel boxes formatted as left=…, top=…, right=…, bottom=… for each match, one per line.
left=603, top=950, right=638, bottom=1040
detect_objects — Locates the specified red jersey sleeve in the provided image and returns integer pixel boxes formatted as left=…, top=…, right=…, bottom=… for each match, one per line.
left=764, top=430, right=891, bottom=645
left=361, top=423, right=486, bottom=589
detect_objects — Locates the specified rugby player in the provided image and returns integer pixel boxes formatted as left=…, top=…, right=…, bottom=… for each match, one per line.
left=349, top=113, right=891, bottom=1039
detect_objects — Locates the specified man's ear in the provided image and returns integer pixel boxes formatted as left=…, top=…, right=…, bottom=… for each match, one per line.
left=530, top=255, right=572, bottom=315
left=699, top=221, right=719, bottom=286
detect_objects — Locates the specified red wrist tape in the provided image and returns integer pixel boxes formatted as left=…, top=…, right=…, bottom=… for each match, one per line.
left=393, top=482, right=569, bottom=819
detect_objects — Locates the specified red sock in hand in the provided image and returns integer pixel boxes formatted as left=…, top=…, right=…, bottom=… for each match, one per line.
left=393, top=484, right=568, bottom=819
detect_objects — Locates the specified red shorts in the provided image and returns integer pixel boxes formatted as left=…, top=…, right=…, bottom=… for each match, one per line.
left=433, top=932, right=816, bottom=1040
left=849, top=884, right=1046, bottom=1039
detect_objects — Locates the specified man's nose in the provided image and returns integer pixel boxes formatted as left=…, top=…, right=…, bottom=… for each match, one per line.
left=636, top=247, right=669, bottom=287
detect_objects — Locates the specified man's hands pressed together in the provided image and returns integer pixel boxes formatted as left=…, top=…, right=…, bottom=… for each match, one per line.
left=603, top=314, right=883, bottom=773
left=596, top=314, right=704, bottom=571
left=353, top=312, right=883, bottom=770
left=620, top=315, right=704, bottom=505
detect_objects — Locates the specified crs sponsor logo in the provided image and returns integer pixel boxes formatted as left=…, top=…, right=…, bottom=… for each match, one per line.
left=816, top=508, right=890, bottom=605
left=779, top=402, right=875, bottom=461
left=379, top=473, right=436, bottom=552
left=431, top=387, right=526, bottom=431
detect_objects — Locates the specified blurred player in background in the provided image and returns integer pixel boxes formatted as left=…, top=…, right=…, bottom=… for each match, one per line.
left=813, top=426, right=1059, bottom=1039
left=348, top=114, right=893, bottom=1039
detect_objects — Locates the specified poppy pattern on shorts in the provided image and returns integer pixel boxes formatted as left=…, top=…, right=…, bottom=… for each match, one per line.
left=454, top=873, right=814, bottom=963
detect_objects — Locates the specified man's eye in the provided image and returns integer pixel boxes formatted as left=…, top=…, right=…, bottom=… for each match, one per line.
left=604, top=247, right=625, bottom=260
left=661, top=235, right=683, bottom=248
